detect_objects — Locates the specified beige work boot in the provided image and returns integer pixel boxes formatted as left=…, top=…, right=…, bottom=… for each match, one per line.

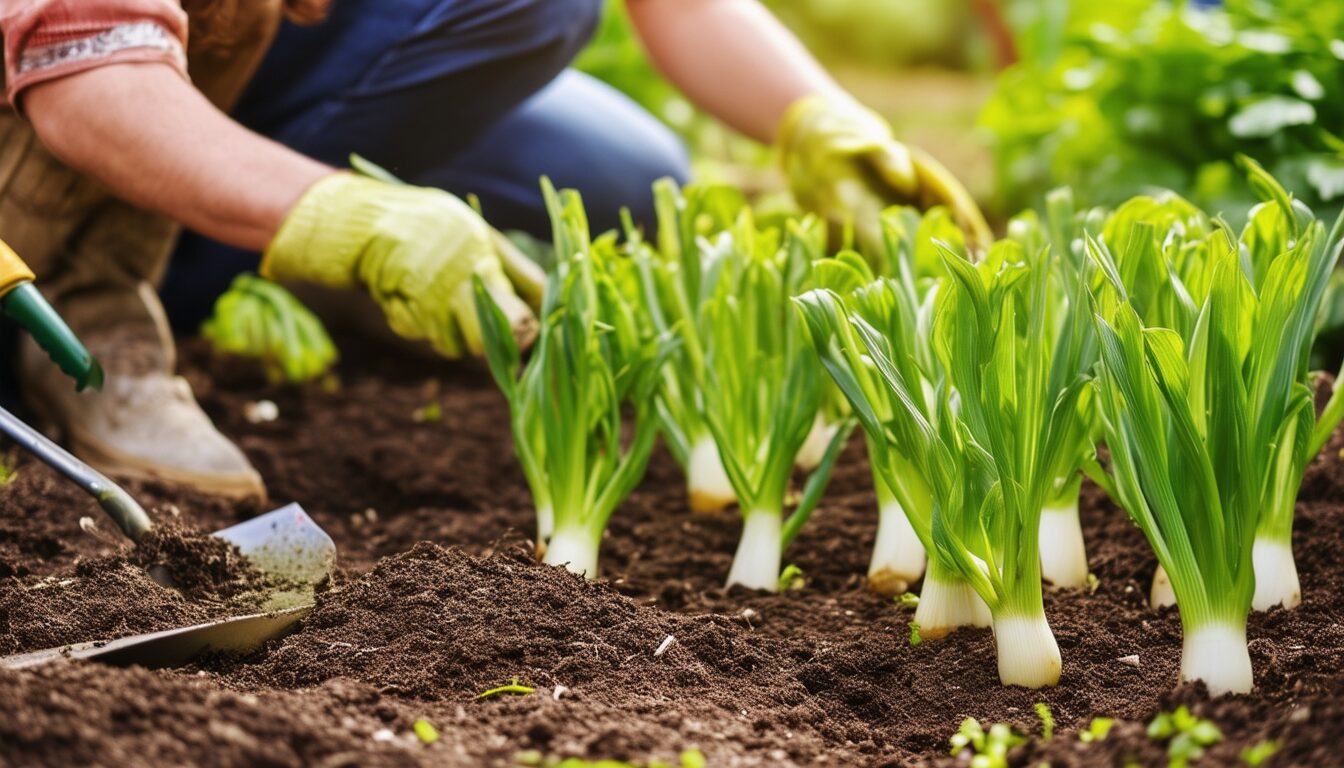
left=17, top=283, right=265, bottom=500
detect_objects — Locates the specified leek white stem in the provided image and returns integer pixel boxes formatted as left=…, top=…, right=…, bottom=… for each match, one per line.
left=536, top=503, right=555, bottom=543
left=868, top=496, right=926, bottom=597
left=726, top=511, right=782, bottom=592
left=992, top=615, right=1062, bottom=688
left=915, top=565, right=991, bottom=638
left=1251, top=538, right=1301, bottom=611
left=1151, top=564, right=1177, bottom=609
left=542, top=526, right=600, bottom=579
left=795, top=413, right=839, bottom=471
left=1038, top=501, right=1089, bottom=588
left=1180, top=622, right=1253, bottom=696
left=688, top=436, right=736, bottom=514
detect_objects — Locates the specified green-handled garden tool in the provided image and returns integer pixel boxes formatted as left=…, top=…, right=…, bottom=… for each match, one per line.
left=0, top=239, right=103, bottom=392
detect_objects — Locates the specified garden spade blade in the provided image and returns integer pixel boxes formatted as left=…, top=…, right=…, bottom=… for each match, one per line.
left=212, top=502, right=335, bottom=612
left=0, top=607, right=312, bottom=670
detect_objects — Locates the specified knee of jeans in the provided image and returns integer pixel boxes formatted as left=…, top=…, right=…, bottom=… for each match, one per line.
left=586, top=128, right=690, bottom=232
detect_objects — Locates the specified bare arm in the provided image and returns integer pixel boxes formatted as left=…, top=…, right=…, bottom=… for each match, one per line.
left=625, top=0, right=848, bottom=143
left=24, top=62, right=331, bottom=251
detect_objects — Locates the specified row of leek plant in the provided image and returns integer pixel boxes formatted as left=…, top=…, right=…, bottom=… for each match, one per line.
left=476, top=166, right=1344, bottom=696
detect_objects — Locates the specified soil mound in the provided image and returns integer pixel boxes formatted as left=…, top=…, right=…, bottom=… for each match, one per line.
left=0, top=663, right=420, bottom=768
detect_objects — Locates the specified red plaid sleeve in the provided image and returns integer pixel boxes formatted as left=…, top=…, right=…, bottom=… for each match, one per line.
left=0, top=0, right=188, bottom=110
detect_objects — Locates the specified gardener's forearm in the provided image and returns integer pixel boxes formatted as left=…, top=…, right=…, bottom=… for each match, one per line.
left=626, top=0, right=847, bottom=143
left=24, top=63, right=331, bottom=251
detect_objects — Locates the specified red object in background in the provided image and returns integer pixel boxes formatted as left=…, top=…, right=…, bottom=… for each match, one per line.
left=971, top=0, right=1019, bottom=69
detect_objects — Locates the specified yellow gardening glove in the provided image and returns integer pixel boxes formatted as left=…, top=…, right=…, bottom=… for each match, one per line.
left=262, top=173, right=537, bottom=358
left=777, top=94, right=993, bottom=255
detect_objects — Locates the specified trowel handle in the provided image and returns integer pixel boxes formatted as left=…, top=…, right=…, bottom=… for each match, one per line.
left=0, top=242, right=104, bottom=392
left=0, top=405, right=151, bottom=542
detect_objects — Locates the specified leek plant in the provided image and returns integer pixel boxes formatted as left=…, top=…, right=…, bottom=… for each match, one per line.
left=699, top=212, right=850, bottom=592
left=1088, top=161, right=1344, bottom=694
left=796, top=381, right=851, bottom=472
left=1240, top=191, right=1344, bottom=611
left=800, top=207, right=967, bottom=597
left=633, top=178, right=847, bottom=585
left=474, top=181, right=673, bottom=578
left=1097, top=194, right=1222, bottom=608
left=801, top=226, right=1094, bottom=690
left=1006, top=190, right=1105, bottom=589
left=932, top=235, right=1094, bottom=688
left=797, top=270, right=981, bottom=627
left=633, top=181, right=754, bottom=514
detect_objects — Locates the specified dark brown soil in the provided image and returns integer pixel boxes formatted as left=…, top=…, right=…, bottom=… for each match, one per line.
left=1, top=336, right=1343, bottom=766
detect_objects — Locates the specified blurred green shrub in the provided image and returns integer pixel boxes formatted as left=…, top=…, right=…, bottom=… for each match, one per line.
left=984, top=0, right=1344, bottom=223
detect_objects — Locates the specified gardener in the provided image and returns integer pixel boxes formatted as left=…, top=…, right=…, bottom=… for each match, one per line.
left=0, top=0, right=990, bottom=499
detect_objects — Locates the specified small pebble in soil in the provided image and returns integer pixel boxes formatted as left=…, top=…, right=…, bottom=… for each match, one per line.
left=243, top=399, right=279, bottom=424
left=654, top=635, right=676, bottom=657
left=1118, top=654, right=1141, bottom=667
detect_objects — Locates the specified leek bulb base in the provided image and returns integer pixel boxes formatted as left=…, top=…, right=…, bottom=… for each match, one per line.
left=795, top=413, right=840, bottom=471
left=536, top=503, right=555, bottom=544
left=993, top=614, right=1062, bottom=688
left=868, top=496, right=926, bottom=597
left=688, top=436, right=736, bottom=514
left=1180, top=622, right=1253, bottom=696
left=1251, top=538, right=1301, bottom=611
left=915, top=565, right=991, bottom=638
left=1038, top=500, right=1089, bottom=588
left=1150, top=564, right=1177, bottom=609
left=726, top=511, right=782, bottom=592
left=542, top=526, right=601, bottom=579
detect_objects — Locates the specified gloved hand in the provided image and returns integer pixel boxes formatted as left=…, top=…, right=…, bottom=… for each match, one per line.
left=262, top=172, right=538, bottom=358
left=776, top=94, right=993, bottom=254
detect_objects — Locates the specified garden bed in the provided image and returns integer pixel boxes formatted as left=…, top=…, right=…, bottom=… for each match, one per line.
left=1, top=337, right=1342, bottom=766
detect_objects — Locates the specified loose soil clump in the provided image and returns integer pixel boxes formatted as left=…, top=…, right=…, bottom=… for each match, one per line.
left=2, top=337, right=1344, bottom=766
left=134, top=518, right=275, bottom=603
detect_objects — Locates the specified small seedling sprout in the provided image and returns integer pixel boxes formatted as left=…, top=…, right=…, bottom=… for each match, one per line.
left=1240, top=740, right=1279, bottom=767
left=1079, top=718, right=1115, bottom=743
left=0, top=450, right=18, bottom=487
left=777, top=564, right=806, bottom=592
left=413, top=718, right=439, bottom=745
left=1034, top=702, right=1055, bottom=742
left=477, top=677, right=536, bottom=700
left=949, top=718, right=1025, bottom=768
left=1147, top=707, right=1222, bottom=767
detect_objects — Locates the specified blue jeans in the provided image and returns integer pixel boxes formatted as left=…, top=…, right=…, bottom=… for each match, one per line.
left=160, top=0, right=690, bottom=329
